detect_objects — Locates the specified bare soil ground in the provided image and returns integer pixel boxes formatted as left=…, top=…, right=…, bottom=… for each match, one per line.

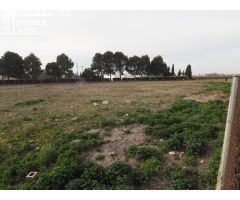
left=0, top=79, right=229, bottom=189
left=84, top=124, right=146, bottom=166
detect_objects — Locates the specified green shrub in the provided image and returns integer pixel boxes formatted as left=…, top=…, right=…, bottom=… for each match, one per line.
left=141, top=158, right=161, bottom=178
left=143, top=99, right=227, bottom=156
left=99, top=118, right=117, bottom=128
left=127, top=145, right=163, bottom=161
left=37, top=144, right=57, bottom=167
left=200, top=149, right=221, bottom=189
left=65, top=179, right=106, bottom=190
left=167, top=166, right=198, bottom=190
left=35, top=149, right=83, bottom=189
left=183, top=155, right=197, bottom=166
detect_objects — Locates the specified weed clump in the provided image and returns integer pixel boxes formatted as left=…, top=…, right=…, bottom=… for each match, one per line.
left=15, top=99, right=44, bottom=106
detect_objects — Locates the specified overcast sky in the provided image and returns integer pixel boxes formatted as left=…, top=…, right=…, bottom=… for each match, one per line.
left=0, top=10, right=240, bottom=75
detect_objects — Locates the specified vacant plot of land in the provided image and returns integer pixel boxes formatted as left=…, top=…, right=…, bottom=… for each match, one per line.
left=0, top=80, right=231, bottom=190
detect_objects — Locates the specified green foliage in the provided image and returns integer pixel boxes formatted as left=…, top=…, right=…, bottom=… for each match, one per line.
left=24, top=53, right=42, bottom=79
left=81, top=68, right=97, bottom=79
left=183, top=155, right=197, bottom=166
left=99, top=117, right=117, bottom=128
left=144, top=99, right=227, bottom=156
left=65, top=179, right=107, bottom=190
left=203, top=82, right=231, bottom=95
left=14, top=98, right=44, bottom=106
left=56, top=53, right=74, bottom=78
left=141, top=158, right=161, bottom=177
left=200, top=149, right=221, bottom=189
left=127, top=145, right=163, bottom=161
left=37, top=144, right=57, bottom=167
left=167, top=165, right=198, bottom=190
left=185, top=64, right=192, bottom=79
left=1, top=51, right=25, bottom=79
left=45, top=62, right=61, bottom=79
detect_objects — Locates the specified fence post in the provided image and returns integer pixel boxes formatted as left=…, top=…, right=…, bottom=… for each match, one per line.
left=216, top=76, right=240, bottom=189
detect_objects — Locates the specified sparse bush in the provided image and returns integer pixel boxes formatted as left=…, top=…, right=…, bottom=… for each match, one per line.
left=127, top=145, right=163, bottom=161
left=37, top=144, right=57, bottom=167
left=183, top=155, right=197, bottom=166
left=167, top=165, right=198, bottom=190
left=141, top=158, right=161, bottom=177
left=200, top=149, right=221, bottom=189
left=15, top=98, right=44, bottom=106
left=65, top=179, right=107, bottom=190
left=99, top=118, right=117, bottom=128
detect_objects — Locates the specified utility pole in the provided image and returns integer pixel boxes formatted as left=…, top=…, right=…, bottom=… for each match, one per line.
left=76, top=62, right=79, bottom=79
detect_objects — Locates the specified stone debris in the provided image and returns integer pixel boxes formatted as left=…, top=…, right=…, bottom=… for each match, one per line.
left=125, top=100, right=132, bottom=104
left=109, top=151, right=116, bottom=159
left=26, top=171, right=38, bottom=182
left=179, top=152, right=185, bottom=158
left=35, top=147, right=40, bottom=151
left=71, top=117, right=78, bottom=121
left=200, top=160, right=205, bottom=164
left=168, top=151, right=176, bottom=156
left=93, top=102, right=98, bottom=106
left=102, top=100, right=109, bottom=105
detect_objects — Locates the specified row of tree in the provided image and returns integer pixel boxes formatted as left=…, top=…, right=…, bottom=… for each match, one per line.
left=82, top=51, right=192, bottom=80
left=0, top=51, right=192, bottom=80
left=0, top=51, right=74, bottom=80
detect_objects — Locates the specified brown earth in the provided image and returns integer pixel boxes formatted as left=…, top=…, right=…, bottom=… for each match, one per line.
left=84, top=124, right=146, bottom=166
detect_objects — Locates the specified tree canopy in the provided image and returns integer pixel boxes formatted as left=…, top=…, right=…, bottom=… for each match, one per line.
left=24, top=53, right=42, bottom=79
left=56, top=53, right=74, bottom=78
left=1, top=51, right=24, bottom=79
left=45, top=62, right=61, bottom=80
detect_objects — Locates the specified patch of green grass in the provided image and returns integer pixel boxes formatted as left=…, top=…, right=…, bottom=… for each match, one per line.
left=203, top=82, right=231, bottom=95
left=14, top=98, right=44, bottom=106
left=127, top=145, right=163, bottom=161
left=200, top=148, right=221, bottom=189
left=144, top=99, right=227, bottom=156
left=183, top=155, right=197, bottom=166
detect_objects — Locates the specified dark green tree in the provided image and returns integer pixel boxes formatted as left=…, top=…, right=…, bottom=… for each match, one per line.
left=171, top=64, right=175, bottom=76
left=138, top=55, right=150, bottom=77
left=103, top=51, right=115, bottom=80
left=81, top=68, right=97, bottom=79
left=178, top=69, right=182, bottom=77
left=148, top=55, right=169, bottom=76
left=1, top=51, right=25, bottom=79
left=185, top=64, right=192, bottom=79
left=0, top=58, right=4, bottom=78
left=91, top=53, right=104, bottom=80
left=24, top=53, right=42, bottom=79
left=125, top=56, right=141, bottom=77
left=113, top=52, right=128, bottom=79
left=56, top=53, right=74, bottom=79
left=45, top=62, right=61, bottom=80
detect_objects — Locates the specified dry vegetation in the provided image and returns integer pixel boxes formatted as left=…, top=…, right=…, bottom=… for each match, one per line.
left=0, top=79, right=231, bottom=189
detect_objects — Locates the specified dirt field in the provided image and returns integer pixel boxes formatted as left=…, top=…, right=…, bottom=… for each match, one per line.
left=0, top=79, right=231, bottom=189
